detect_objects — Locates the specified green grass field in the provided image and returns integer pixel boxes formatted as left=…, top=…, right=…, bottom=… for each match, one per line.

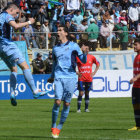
left=0, top=98, right=140, bottom=140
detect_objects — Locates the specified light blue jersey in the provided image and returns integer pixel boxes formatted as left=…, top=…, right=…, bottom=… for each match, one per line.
left=0, top=11, right=14, bottom=41
left=0, top=11, right=25, bottom=68
left=51, top=41, right=87, bottom=79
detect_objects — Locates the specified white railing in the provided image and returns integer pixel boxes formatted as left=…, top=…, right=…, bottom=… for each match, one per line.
left=13, top=31, right=140, bottom=51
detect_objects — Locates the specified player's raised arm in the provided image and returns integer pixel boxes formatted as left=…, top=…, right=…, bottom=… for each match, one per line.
left=5, top=3, right=35, bottom=29
left=9, top=18, right=35, bottom=29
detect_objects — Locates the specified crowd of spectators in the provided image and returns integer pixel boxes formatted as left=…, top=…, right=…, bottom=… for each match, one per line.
left=1, top=0, right=140, bottom=50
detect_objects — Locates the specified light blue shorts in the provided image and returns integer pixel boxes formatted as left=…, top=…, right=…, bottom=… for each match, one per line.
left=54, top=78, right=77, bottom=103
left=0, top=40, right=25, bottom=69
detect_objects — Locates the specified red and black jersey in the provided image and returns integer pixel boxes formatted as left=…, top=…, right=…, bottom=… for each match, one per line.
left=76, top=54, right=99, bottom=82
left=133, top=54, right=140, bottom=88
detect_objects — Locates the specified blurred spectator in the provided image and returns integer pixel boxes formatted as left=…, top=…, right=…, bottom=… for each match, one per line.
left=111, top=1, right=122, bottom=14
left=44, top=0, right=51, bottom=20
left=102, top=9, right=112, bottom=23
left=128, top=0, right=139, bottom=30
left=26, top=10, right=32, bottom=21
left=37, top=2, right=48, bottom=24
left=83, top=10, right=93, bottom=25
left=43, top=51, right=53, bottom=74
left=111, top=11, right=120, bottom=24
left=129, top=25, right=137, bottom=46
left=100, top=20, right=111, bottom=48
left=50, top=4, right=59, bottom=31
left=92, top=1, right=105, bottom=29
left=58, top=4, right=65, bottom=26
left=84, top=0, right=96, bottom=10
left=19, top=10, right=26, bottom=23
left=23, top=24, right=39, bottom=50
left=102, top=0, right=111, bottom=12
left=32, top=53, right=46, bottom=74
left=65, top=20, right=77, bottom=42
left=40, top=19, right=56, bottom=48
left=77, top=19, right=88, bottom=32
left=114, top=20, right=128, bottom=50
left=85, top=18, right=99, bottom=51
left=72, top=10, right=83, bottom=26
left=52, top=20, right=61, bottom=32
left=121, top=0, right=131, bottom=11
left=118, top=10, right=128, bottom=23
left=33, top=22, right=42, bottom=49
left=20, top=0, right=28, bottom=11
left=66, top=0, right=80, bottom=10
left=63, top=11, right=74, bottom=24
left=31, top=0, right=42, bottom=18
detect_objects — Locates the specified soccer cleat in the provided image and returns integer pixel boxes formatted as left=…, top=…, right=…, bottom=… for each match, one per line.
left=33, top=91, right=49, bottom=99
left=51, top=128, right=61, bottom=138
left=10, top=94, right=17, bottom=106
left=85, top=109, right=90, bottom=112
left=77, top=109, right=81, bottom=113
left=128, top=126, right=140, bottom=131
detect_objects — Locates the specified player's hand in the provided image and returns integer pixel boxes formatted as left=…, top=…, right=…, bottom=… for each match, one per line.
left=76, top=71, right=82, bottom=77
left=29, top=18, right=35, bottom=24
left=91, top=72, right=95, bottom=77
left=130, top=77, right=137, bottom=84
left=47, top=78, right=54, bottom=83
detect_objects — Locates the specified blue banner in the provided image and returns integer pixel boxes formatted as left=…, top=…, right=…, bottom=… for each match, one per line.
left=0, top=74, right=55, bottom=100
left=0, top=41, right=30, bottom=75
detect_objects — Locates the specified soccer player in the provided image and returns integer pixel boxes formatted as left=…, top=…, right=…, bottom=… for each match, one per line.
left=47, top=26, right=88, bottom=138
left=76, top=41, right=100, bottom=113
left=0, top=3, right=48, bottom=106
left=128, top=38, right=140, bottom=131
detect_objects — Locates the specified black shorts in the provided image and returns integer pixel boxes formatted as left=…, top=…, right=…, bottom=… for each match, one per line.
left=132, top=87, right=140, bottom=104
left=78, top=81, right=92, bottom=91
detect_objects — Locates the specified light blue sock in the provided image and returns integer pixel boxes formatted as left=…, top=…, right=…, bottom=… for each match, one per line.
left=57, top=104, right=70, bottom=130
left=52, top=103, right=60, bottom=128
left=10, top=72, right=17, bottom=94
left=23, top=69, right=37, bottom=93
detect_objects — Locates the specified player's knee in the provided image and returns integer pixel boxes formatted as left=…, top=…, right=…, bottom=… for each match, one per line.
left=79, top=91, right=84, bottom=96
left=18, top=61, right=29, bottom=70
left=55, top=100, right=61, bottom=106
left=134, top=104, right=140, bottom=110
left=85, top=91, right=89, bottom=96
left=11, top=66, right=17, bottom=72
left=64, top=102, right=70, bottom=107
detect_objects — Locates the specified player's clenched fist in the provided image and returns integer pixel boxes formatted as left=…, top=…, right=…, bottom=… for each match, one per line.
left=28, top=18, right=35, bottom=24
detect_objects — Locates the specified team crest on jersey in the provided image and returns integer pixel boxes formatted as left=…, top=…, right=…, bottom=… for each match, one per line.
left=89, top=61, right=91, bottom=63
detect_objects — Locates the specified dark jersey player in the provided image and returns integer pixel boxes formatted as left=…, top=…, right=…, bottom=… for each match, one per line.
left=128, top=38, right=140, bottom=131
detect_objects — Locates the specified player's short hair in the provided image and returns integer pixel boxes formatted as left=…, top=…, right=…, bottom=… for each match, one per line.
left=4, top=3, right=19, bottom=11
left=78, top=39, right=90, bottom=48
left=134, top=38, right=140, bottom=44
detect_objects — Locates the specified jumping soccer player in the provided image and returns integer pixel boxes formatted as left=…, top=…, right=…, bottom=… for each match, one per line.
left=47, top=26, right=88, bottom=138
left=128, top=38, right=140, bottom=131
left=0, top=3, right=48, bottom=106
left=76, top=41, right=100, bottom=113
